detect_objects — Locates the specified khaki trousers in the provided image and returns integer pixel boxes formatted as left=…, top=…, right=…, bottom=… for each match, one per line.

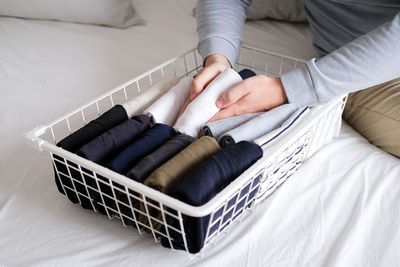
left=343, top=78, right=400, bottom=158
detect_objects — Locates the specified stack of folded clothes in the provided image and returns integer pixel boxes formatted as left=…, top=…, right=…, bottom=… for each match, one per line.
left=55, top=68, right=307, bottom=252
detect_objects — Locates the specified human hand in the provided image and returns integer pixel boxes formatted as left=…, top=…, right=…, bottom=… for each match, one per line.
left=190, top=53, right=231, bottom=100
left=208, top=75, right=288, bottom=123
left=175, top=54, right=231, bottom=121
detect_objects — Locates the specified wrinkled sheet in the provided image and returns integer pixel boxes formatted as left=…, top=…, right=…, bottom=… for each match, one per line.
left=1, top=0, right=399, bottom=266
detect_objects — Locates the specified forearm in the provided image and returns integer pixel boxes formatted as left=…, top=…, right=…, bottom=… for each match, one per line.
left=281, top=13, right=400, bottom=106
left=197, top=0, right=252, bottom=67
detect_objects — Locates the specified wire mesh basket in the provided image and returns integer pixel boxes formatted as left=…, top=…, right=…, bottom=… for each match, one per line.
left=24, top=44, right=347, bottom=257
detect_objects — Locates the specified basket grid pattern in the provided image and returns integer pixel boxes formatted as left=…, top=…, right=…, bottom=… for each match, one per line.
left=25, top=45, right=346, bottom=257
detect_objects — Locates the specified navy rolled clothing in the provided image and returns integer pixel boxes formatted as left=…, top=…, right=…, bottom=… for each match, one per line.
left=238, top=68, right=256, bottom=80
left=161, top=141, right=263, bottom=253
left=56, top=105, right=128, bottom=153
left=106, top=123, right=176, bottom=174
left=54, top=104, right=128, bottom=207
left=126, top=133, right=195, bottom=183
left=76, top=115, right=152, bottom=164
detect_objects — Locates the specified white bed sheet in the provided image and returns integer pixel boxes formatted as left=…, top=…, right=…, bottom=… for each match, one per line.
left=1, top=1, right=399, bottom=266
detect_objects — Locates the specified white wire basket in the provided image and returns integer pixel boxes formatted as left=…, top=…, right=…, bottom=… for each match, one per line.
left=24, top=44, right=347, bottom=257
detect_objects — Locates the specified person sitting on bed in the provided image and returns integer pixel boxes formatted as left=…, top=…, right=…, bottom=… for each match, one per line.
left=186, top=0, right=400, bottom=158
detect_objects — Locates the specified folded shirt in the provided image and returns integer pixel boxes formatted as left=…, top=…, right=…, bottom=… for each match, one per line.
left=54, top=104, right=128, bottom=207
left=126, top=133, right=195, bottom=183
left=106, top=123, right=176, bottom=174
left=174, top=68, right=242, bottom=137
left=202, top=112, right=262, bottom=139
left=161, top=141, right=263, bottom=253
left=218, top=103, right=300, bottom=147
left=144, top=77, right=192, bottom=126
left=76, top=115, right=152, bottom=164
left=122, top=76, right=179, bottom=117
left=238, top=68, right=256, bottom=79
left=140, top=136, right=221, bottom=231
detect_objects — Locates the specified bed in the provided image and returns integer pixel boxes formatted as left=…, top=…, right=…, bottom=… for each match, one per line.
left=1, top=0, right=399, bottom=266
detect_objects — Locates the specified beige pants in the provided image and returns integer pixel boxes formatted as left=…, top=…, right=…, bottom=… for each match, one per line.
left=343, top=78, right=400, bottom=158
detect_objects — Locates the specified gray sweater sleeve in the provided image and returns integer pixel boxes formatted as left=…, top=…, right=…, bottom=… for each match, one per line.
left=197, top=0, right=252, bottom=67
left=197, top=0, right=400, bottom=106
left=281, top=12, right=400, bottom=106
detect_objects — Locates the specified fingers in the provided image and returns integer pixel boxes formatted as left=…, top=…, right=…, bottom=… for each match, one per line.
left=208, top=98, right=250, bottom=123
left=216, top=79, right=251, bottom=109
left=190, top=67, right=223, bottom=100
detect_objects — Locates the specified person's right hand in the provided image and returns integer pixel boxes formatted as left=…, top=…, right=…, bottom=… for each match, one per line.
left=175, top=54, right=231, bottom=123
left=189, top=53, right=231, bottom=100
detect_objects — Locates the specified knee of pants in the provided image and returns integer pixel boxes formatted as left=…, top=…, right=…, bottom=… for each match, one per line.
left=343, top=78, right=400, bottom=158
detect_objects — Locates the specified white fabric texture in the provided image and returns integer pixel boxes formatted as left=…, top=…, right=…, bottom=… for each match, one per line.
left=0, top=0, right=144, bottom=28
left=1, top=0, right=399, bottom=265
left=144, top=77, right=192, bottom=126
left=218, top=103, right=299, bottom=147
left=174, top=68, right=242, bottom=137
left=122, top=76, right=179, bottom=118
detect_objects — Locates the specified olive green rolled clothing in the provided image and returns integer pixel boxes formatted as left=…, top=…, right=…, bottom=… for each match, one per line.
left=343, top=78, right=400, bottom=158
left=139, top=136, right=221, bottom=231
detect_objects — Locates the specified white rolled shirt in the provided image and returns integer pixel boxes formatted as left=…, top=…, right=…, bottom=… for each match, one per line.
left=144, top=77, right=192, bottom=126
left=122, top=76, right=179, bottom=118
left=174, top=68, right=242, bottom=137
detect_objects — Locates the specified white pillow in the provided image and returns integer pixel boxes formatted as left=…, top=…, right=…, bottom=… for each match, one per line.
left=246, top=0, right=306, bottom=22
left=0, top=0, right=143, bottom=28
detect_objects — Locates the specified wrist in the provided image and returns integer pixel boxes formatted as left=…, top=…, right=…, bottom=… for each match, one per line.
left=205, top=54, right=231, bottom=68
left=274, top=77, right=288, bottom=104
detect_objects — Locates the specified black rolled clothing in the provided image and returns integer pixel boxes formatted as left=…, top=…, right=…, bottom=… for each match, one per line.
left=238, top=68, right=256, bottom=80
left=161, top=141, right=263, bottom=253
left=126, top=133, right=195, bottom=183
left=76, top=115, right=152, bottom=164
left=54, top=104, right=128, bottom=207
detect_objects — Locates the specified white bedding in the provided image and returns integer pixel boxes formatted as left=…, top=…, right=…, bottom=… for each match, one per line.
left=1, top=1, right=399, bottom=266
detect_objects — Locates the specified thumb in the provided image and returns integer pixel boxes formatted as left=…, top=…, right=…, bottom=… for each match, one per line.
left=216, top=80, right=250, bottom=109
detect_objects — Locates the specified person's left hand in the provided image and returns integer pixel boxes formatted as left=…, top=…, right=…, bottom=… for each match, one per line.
left=208, top=75, right=288, bottom=123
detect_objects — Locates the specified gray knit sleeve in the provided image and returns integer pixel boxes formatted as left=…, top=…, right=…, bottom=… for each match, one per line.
left=197, top=0, right=252, bottom=67
left=281, top=13, right=400, bottom=106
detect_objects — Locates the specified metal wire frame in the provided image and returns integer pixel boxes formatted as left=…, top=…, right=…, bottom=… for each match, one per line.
left=24, top=45, right=346, bottom=257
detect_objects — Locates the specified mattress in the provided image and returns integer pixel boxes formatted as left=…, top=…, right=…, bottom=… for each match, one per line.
left=0, top=0, right=399, bottom=266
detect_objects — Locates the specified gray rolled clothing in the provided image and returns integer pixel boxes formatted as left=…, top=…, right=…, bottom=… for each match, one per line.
left=197, top=0, right=400, bottom=106
left=202, top=112, right=262, bottom=139
left=218, top=103, right=299, bottom=147
left=125, top=133, right=195, bottom=183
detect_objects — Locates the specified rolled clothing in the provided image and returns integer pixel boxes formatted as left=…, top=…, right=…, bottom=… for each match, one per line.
left=106, top=123, right=176, bottom=174
left=144, top=77, right=192, bottom=126
left=122, top=76, right=179, bottom=117
left=254, top=106, right=310, bottom=147
left=56, top=104, right=128, bottom=153
left=140, top=136, right=221, bottom=231
left=76, top=115, right=152, bottom=164
left=238, top=68, right=256, bottom=79
left=202, top=112, right=262, bottom=139
left=54, top=104, right=128, bottom=207
left=161, top=141, right=263, bottom=253
left=126, top=133, right=195, bottom=183
left=218, top=103, right=299, bottom=147
left=174, top=68, right=242, bottom=137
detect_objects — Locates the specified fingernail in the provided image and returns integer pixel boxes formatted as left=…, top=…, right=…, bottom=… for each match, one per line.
left=190, top=93, right=196, bottom=100
left=216, top=99, right=223, bottom=108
